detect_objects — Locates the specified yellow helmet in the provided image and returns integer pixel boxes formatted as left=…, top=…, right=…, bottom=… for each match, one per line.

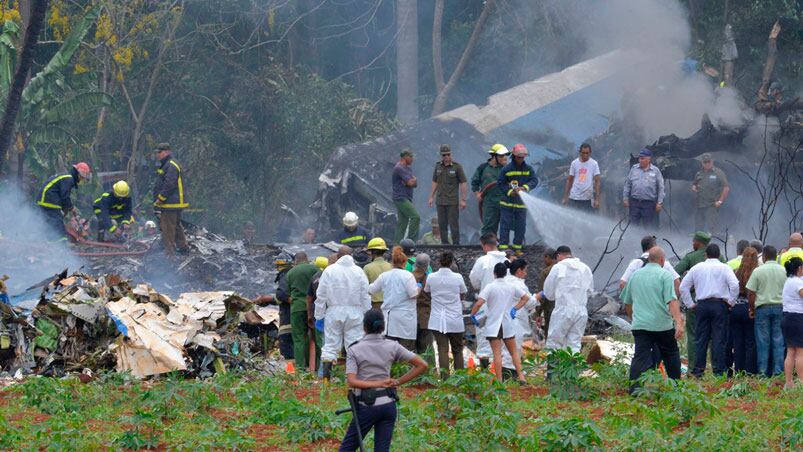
left=367, top=237, right=388, bottom=251
left=489, top=144, right=510, bottom=156
left=314, top=256, right=329, bottom=270
left=113, top=180, right=130, bottom=198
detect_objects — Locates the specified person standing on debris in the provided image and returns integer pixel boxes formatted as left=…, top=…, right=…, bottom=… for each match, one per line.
left=392, top=149, right=420, bottom=243
left=730, top=246, right=759, bottom=375
left=315, top=246, right=371, bottom=381
left=621, top=247, right=684, bottom=389
left=620, top=235, right=680, bottom=295
left=691, top=153, right=729, bottom=234
left=427, top=145, right=467, bottom=245
left=538, top=246, right=594, bottom=354
left=679, top=244, right=739, bottom=378
left=368, top=246, right=420, bottom=350
left=780, top=233, right=803, bottom=267
left=471, top=144, right=510, bottom=236
left=152, top=143, right=190, bottom=255
left=501, top=259, right=539, bottom=381
left=470, top=262, right=530, bottom=383
left=338, top=212, right=370, bottom=247
left=420, top=217, right=448, bottom=245
left=253, top=252, right=295, bottom=359
left=339, top=308, right=428, bottom=452
left=93, top=181, right=135, bottom=242
left=747, top=245, right=786, bottom=377
left=675, top=231, right=726, bottom=370
left=469, top=233, right=508, bottom=368
left=781, top=257, right=803, bottom=389
left=36, top=162, right=92, bottom=241
left=727, top=240, right=751, bottom=270
left=536, top=248, right=557, bottom=340
left=287, top=252, right=322, bottom=371
left=412, top=253, right=435, bottom=366
left=623, top=148, right=665, bottom=229
left=562, top=143, right=601, bottom=212
left=425, top=251, right=467, bottom=378
left=497, top=144, right=537, bottom=255
left=364, top=238, right=393, bottom=310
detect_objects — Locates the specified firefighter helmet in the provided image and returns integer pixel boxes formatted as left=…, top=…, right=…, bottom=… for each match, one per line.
left=113, top=181, right=130, bottom=198
left=367, top=237, right=388, bottom=251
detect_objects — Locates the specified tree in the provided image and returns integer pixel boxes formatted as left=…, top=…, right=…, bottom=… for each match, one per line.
left=395, top=0, right=418, bottom=124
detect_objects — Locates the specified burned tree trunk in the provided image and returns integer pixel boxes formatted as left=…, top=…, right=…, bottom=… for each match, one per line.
left=395, top=0, right=418, bottom=124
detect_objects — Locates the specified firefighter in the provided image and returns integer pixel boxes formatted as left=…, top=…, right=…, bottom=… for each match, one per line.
left=471, top=144, right=510, bottom=236
left=36, top=162, right=92, bottom=241
left=152, top=143, right=189, bottom=255
left=253, top=251, right=295, bottom=359
left=497, top=144, right=538, bottom=254
left=338, top=211, right=370, bottom=248
left=94, top=181, right=135, bottom=242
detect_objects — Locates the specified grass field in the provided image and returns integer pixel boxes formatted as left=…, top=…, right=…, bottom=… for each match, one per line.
left=1, top=354, right=802, bottom=450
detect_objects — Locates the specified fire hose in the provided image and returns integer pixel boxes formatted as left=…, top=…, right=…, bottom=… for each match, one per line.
left=65, top=225, right=151, bottom=257
left=477, top=181, right=497, bottom=220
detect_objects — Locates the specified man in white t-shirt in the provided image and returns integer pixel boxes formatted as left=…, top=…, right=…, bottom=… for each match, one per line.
left=620, top=235, right=681, bottom=297
left=562, top=143, right=601, bottom=212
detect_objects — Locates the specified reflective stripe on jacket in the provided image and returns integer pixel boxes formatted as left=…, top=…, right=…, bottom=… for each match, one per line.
left=337, top=225, right=370, bottom=247
left=154, top=156, right=189, bottom=209
left=93, top=192, right=134, bottom=232
left=37, top=169, right=78, bottom=210
left=497, top=161, right=538, bottom=208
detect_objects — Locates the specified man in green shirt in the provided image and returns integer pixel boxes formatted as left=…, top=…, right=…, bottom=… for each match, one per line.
left=622, top=247, right=685, bottom=389
left=746, top=245, right=786, bottom=376
left=286, top=252, right=322, bottom=370
left=691, top=153, right=729, bottom=234
left=674, top=231, right=724, bottom=369
left=428, top=145, right=467, bottom=244
left=364, top=238, right=393, bottom=309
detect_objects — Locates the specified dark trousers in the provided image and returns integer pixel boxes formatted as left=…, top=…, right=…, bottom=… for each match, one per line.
left=628, top=198, right=658, bottom=229
left=499, top=207, right=527, bottom=250
left=693, top=299, right=729, bottom=377
left=41, top=207, right=67, bottom=241
left=339, top=401, right=397, bottom=452
left=436, top=204, right=460, bottom=245
left=387, top=336, right=416, bottom=352
left=568, top=199, right=594, bottom=212
left=729, top=303, right=757, bottom=374
left=629, top=329, right=682, bottom=385
left=537, top=297, right=555, bottom=339
left=431, top=331, right=464, bottom=376
left=158, top=209, right=188, bottom=255
left=416, top=327, right=435, bottom=366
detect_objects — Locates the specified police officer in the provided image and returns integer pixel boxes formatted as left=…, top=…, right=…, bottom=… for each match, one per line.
left=94, top=180, right=135, bottom=242
left=338, top=212, right=370, bottom=247
left=339, top=308, right=428, bottom=452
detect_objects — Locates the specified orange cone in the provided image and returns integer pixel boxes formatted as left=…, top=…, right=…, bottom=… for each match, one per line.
left=489, top=361, right=495, bottom=374
left=286, top=361, right=296, bottom=375
left=658, top=362, right=666, bottom=379
left=467, top=357, right=476, bottom=371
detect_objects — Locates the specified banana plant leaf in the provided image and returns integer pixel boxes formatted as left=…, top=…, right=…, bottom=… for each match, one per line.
left=43, top=91, right=113, bottom=123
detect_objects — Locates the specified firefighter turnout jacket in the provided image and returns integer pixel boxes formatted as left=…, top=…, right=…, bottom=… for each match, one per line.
left=497, top=160, right=538, bottom=208
left=37, top=167, right=80, bottom=212
left=93, top=192, right=134, bottom=233
left=154, top=156, right=189, bottom=209
left=337, top=225, right=370, bottom=247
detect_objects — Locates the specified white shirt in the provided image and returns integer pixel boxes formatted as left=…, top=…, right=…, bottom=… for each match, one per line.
left=425, top=268, right=467, bottom=333
left=679, top=258, right=739, bottom=308
left=620, top=252, right=680, bottom=284
left=568, top=157, right=600, bottom=201
left=469, top=250, right=507, bottom=291
left=478, top=278, right=528, bottom=338
left=315, top=255, right=371, bottom=320
left=782, top=276, right=803, bottom=314
left=501, top=275, right=538, bottom=369
left=543, top=257, right=594, bottom=313
left=368, top=268, right=419, bottom=340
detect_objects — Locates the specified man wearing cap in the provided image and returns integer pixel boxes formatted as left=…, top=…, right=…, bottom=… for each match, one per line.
left=497, top=144, right=538, bottom=254
left=623, top=149, right=665, bottom=229
left=472, top=144, right=510, bottom=236
left=152, top=143, right=190, bottom=255
left=691, top=153, right=729, bottom=234
left=562, top=143, right=601, bottom=212
left=420, top=217, right=450, bottom=245
left=428, top=145, right=467, bottom=245
left=392, top=149, right=420, bottom=243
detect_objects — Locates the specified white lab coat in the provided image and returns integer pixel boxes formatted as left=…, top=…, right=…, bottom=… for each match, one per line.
left=369, top=268, right=419, bottom=340
left=425, top=268, right=467, bottom=333
left=543, top=257, right=593, bottom=352
left=315, top=255, right=371, bottom=361
left=502, top=275, right=538, bottom=369
left=469, top=250, right=507, bottom=357
left=479, top=278, right=528, bottom=339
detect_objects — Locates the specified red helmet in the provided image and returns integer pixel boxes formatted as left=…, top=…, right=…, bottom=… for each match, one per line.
left=73, top=162, right=91, bottom=179
left=512, top=144, right=528, bottom=157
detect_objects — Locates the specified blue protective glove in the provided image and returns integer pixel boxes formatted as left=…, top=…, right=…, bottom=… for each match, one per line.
left=510, top=307, right=518, bottom=319
left=315, top=319, right=325, bottom=332
left=470, top=315, right=480, bottom=326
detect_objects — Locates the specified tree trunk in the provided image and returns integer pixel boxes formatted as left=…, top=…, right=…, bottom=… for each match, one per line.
left=430, top=0, right=495, bottom=117
left=431, top=0, right=445, bottom=93
left=395, top=0, right=418, bottom=124
left=757, top=22, right=780, bottom=100
left=0, top=0, right=47, bottom=177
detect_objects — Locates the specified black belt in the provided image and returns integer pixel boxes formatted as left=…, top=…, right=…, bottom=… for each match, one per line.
left=355, top=387, right=399, bottom=405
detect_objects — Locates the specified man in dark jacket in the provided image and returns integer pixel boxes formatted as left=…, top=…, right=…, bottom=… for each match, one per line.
left=152, top=143, right=189, bottom=255
left=337, top=211, right=370, bottom=247
left=94, top=180, right=135, bottom=242
left=497, top=144, right=538, bottom=254
left=471, top=144, right=510, bottom=236
left=254, top=252, right=295, bottom=359
left=37, top=162, right=91, bottom=241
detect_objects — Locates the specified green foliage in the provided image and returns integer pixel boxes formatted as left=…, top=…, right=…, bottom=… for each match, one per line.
left=20, top=377, right=81, bottom=414
left=545, top=348, right=595, bottom=400
left=536, top=417, right=603, bottom=451
left=780, top=409, right=803, bottom=450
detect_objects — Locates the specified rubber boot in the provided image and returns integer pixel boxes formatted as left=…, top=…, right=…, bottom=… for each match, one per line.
left=479, top=357, right=490, bottom=370
left=321, top=361, right=333, bottom=382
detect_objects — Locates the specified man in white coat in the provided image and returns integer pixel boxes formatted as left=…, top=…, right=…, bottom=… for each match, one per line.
left=315, top=246, right=371, bottom=380
left=468, top=232, right=508, bottom=368
left=539, top=245, right=594, bottom=353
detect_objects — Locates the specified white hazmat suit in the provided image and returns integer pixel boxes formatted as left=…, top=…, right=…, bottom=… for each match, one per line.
left=543, top=257, right=594, bottom=353
left=469, top=250, right=507, bottom=358
left=315, top=255, right=371, bottom=362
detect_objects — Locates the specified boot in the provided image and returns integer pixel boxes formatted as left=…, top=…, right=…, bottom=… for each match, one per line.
left=321, top=361, right=333, bottom=382
left=479, top=357, right=490, bottom=369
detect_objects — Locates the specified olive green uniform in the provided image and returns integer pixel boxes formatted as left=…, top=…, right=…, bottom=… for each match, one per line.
left=692, top=167, right=728, bottom=233
left=471, top=161, right=505, bottom=236
left=287, top=262, right=321, bottom=369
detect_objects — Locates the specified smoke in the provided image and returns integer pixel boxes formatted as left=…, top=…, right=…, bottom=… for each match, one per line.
left=0, top=184, right=84, bottom=294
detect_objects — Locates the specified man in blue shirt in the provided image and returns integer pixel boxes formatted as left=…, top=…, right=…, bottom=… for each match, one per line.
left=623, top=149, right=665, bottom=228
left=392, top=149, right=419, bottom=243
left=497, top=144, right=537, bottom=255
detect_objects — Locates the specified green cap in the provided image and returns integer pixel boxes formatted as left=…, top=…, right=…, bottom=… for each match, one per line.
left=400, top=148, right=414, bottom=158
left=698, top=152, right=712, bottom=161
left=693, top=231, right=712, bottom=244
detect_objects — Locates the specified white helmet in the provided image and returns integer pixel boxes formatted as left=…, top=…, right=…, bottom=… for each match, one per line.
left=342, top=211, right=359, bottom=227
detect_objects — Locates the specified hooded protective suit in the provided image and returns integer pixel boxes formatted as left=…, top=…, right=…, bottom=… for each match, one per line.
left=315, top=255, right=371, bottom=361
left=469, top=250, right=507, bottom=358
left=543, top=257, right=593, bottom=352
left=502, top=274, right=538, bottom=370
